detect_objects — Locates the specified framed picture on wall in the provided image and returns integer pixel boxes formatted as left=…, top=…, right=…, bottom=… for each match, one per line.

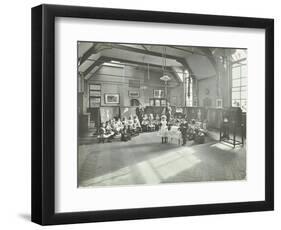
left=89, top=91, right=101, bottom=97
left=155, top=99, right=161, bottom=107
left=216, top=99, right=223, bottom=108
left=153, top=89, right=165, bottom=98
left=161, top=99, right=167, bottom=107
left=89, top=97, right=101, bottom=108
left=128, top=90, right=140, bottom=98
left=104, top=93, right=120, bottom=104
left=32, top=4, right=274, bottom=225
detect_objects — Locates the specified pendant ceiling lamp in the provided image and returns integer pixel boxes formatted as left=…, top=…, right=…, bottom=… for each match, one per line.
left=160, top=47, right=171, bottom=82
left=160, top=47, right=171, bottom=101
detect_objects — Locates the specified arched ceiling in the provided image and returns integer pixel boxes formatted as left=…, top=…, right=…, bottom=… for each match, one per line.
left=78, top=42, right=239, bottom=81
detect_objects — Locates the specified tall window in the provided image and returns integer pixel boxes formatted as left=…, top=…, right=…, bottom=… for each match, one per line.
left=231, top=60, right=247, bottom=112
left=182, top=69, right=193, bottom=107
left=185, top=76, right=193, bottom=106
left=231, top=49, right=247, bottom=112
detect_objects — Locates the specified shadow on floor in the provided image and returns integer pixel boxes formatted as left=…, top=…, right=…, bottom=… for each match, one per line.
left=18, top=213, right=31, bottom=222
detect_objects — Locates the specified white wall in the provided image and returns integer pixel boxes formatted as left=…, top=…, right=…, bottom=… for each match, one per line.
left=0, top=0, right=279, bottom=229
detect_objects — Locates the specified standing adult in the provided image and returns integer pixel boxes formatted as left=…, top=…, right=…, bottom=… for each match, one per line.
left=165, top=102, right=172, bottom=123
left=179, top=119, right=188, bottom=145
left=136, top=104, right=144, bottom=124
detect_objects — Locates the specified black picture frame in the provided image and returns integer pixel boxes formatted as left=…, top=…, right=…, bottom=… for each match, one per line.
left=153, top=89, right=165, bottom=98
left=31, top=4, right=274, bottom=225
left=128, top=90, right=140, bottom=98
left=104, top=93, right=120, bottom=104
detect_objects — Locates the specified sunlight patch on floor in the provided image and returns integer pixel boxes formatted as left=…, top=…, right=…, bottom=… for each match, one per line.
left=211, top=142, right=233, bottom=151
left=80, top=147, right=201, bottom=186
left=210, top=142, right=244, bottom=152
left=145, top=148, right=200, bottom=181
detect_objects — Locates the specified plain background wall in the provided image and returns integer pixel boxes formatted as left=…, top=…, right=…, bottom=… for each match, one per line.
left=197, top=77, right=217, bottom=106
left=88, top=65, right=173, bottom=107
left=0, top=0, right=279, bottom=229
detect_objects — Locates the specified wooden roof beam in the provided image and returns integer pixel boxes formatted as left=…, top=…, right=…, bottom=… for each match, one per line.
left=83, top=56, right=111, bottom=77
left=78, top=44, right=97, bottom=66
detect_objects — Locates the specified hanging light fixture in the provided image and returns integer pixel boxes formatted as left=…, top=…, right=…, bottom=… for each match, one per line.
left=160, top=75, right=171, bottom=82
left=160, top=47, right=171, bottom=81
left=160, top=47, right=171, bottom=101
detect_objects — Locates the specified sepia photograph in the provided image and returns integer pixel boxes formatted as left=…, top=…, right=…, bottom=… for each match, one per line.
left=77, top=42, right=247, bottom=188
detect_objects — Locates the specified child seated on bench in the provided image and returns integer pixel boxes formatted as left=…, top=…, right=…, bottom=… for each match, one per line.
left=121, top=125, right=132, bottom=142
left=127, top=116, right=137, bottom=136
left=115, top=118, right=124, bottom=133
left=98, top=122, right=114, bottom=143
left=141, top=114, right=149, bottom=132
left=133, top=116, right=141, bottom=134
left=147, top=114, right=155, bottom=132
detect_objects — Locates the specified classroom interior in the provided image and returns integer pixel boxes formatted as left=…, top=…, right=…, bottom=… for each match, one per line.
left=77, top=42, right=247, bottom=187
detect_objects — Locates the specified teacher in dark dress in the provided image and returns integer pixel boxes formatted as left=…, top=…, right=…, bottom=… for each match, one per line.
left=165, top=102, right=172, bottom=123
left=136, top=104, right=144, bottom=124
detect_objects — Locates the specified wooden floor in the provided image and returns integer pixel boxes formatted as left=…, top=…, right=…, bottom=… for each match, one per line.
left=78, top=132, right=246, bottom=187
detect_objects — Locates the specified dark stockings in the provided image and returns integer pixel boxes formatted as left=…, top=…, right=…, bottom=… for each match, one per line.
left=162, top=137, right=168, bottom=144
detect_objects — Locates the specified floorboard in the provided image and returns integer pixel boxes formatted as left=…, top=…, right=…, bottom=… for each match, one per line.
left=78, top=132, right=246, bottom=187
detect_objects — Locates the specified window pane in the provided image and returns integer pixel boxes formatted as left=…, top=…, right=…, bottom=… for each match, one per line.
left=232, top=79, right=240, bottom=87
left=241, top=91, right=247, bottom=99
left=232, top=67, right=240, bottom=79
left=231, top=58, right=247, bottom=110
left=232, top=92, right=240, bottom=99
left=241, top=65, right=247, bottom=77
left=241, top=78, right=247, bottom=86
left=232, top=87, right=240, bottom=92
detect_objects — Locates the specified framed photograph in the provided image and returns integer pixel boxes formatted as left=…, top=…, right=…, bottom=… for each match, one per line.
left=89, top=97, right=101, bottom=108
left=153, top=89, right=165, bottom=98
left=161, top=99, right=167, bottom=107
left=128, top=90, right=140, bottom=98
left=216, top=99, right=223, bottom=108
left=32, top=4, right=274, bottom=225
left=155, top=99, right=161, bottom=107
left=89, top=91, right=101, bottom=97
left=104, top=93, right=120, bottom=104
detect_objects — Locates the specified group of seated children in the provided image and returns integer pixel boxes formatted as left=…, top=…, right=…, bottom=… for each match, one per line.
left=98, top=113, right=207, bottom=145
left=141, top=113, right=161, bottom=132
left=158, top=115, right=208, bottom=145
left=98, top=116, right=141, bottom=143
left=98, top=113, right=164, bottom=143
